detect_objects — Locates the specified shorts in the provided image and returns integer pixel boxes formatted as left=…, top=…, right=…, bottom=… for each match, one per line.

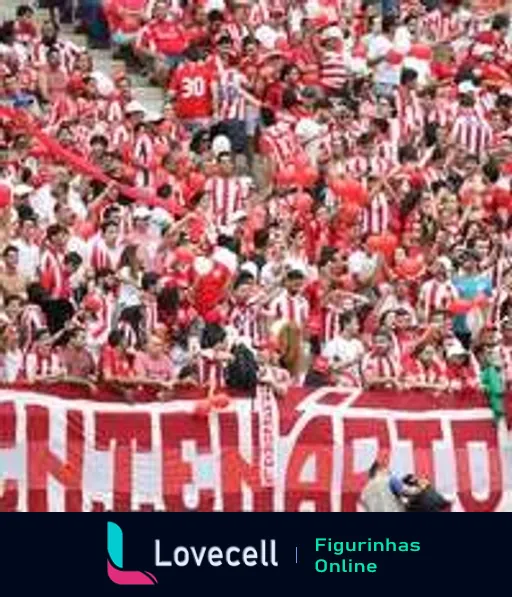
left=183, top=118, right=211, bottom=134
left=214, top=119, right=248, bottom=154
left=163, top=54, right=184, bottom=70
left=111, top=31, right=137, bottom=46
left=374, top=82, right=396, bottom=99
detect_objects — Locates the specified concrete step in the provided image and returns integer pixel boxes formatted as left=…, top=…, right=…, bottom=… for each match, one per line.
left=67, top=33, right=87, bottom=48
left=133, top=86, right=164, bottom=100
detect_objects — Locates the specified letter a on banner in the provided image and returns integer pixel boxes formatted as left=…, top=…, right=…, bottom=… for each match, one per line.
left=256, top=384, right=279, bottom=487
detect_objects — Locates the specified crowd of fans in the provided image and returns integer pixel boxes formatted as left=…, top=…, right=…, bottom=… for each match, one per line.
left=0, top=0, right=511, bottom=423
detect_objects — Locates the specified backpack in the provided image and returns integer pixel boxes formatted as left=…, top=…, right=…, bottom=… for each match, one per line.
left=224, top=344, right=259, bottom=392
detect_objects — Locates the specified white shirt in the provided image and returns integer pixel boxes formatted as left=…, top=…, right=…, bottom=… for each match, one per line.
left=117, top=266, right=142, bottom=308
left=322, top=336, right=365, bottom=375
left=11, top=238, right=40, bottom=281
left=29, top=184, right=55, bottom=226
left=348, top=250, right=378, bottom=279
left=0, top=349, right=23, bottom=383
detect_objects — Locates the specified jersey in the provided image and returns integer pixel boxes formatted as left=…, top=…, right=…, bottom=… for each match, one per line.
left=169, top=60, right=213, bottom=120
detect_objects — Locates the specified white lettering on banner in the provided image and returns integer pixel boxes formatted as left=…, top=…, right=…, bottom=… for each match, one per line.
left=256, top=384, right=279, bottom=487
left=0, top=389, right=510, bottom=512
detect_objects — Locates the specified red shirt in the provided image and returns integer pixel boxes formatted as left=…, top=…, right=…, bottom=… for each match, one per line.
left=139, top=18, right=188, bottom=56
left=100, top=345, right=134, bottom=379
left=169, top=60, right=213, bottom=119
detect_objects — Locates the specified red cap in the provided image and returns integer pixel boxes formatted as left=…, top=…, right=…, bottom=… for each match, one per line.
left=386, top=50, right=404, bottom=65
left=174, top=246, right=195, bottom=265
left=408, top=44, right=432, bottom=61
left=82, top=294, right=102, bottom=313
left=0, top=184, right=12, bottom=209
left=204, top=309, right=225, bottom=325
left=475, top=31, right=495, bottom=45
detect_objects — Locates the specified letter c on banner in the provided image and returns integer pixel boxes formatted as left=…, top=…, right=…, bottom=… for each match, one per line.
left=226, top=547, right=240, bottom=566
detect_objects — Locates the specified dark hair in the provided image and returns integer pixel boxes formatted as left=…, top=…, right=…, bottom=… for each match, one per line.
left=64, top=251, right=83, bottom=268
left=46, top=223, right=67, bottom=242
left=381, top=14, right=396, bottom=33
left=318, top=246, right=337, bottom=268
left=90, top=134, right=108, bottom=148
left=141, top=272, right=159, bottom=291
left=254, top=229, right=269, bottom=250
left=4, top=294, right=22, bottom=307
left=107, top=329, right=124, bottom=347
left=3, top=245, right=18, bottom=257
left=16, top=5, right=34, bottom=17
left=100, top=219, right=118, bottom=234
left=368, top=459, right=382, bottom=479
left=492, top=13, right=509, bottom=31
left=340, top=311, right=357, bottom=331
left=482, top=159, right=500, bottom=183
left=260, top=107, right=276, bottom=128
left=119, top=244, right=140, bottom=271
left=46, top=45, right=60, bottom=59
left=400, top=68, right=418, bottom=86
left=208, top=9, right=224, bottom=23
left=27, top=283, right=48, bottom=304
left=200, top=323, right=226, bottom=349
left=286, top=269, right=305, bottom=281
left=233, top=271, right=255, bottom=290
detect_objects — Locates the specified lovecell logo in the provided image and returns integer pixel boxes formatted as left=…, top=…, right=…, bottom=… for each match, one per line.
left=107, top=522, right=158, bottom=585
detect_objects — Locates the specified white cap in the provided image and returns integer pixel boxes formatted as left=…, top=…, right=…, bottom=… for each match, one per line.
left=446, top=343, right=467, bottom=358
left=125, top=100, right=146, bottom=114
left=472, top=43, right=494, bottom=57
left=458, top=81, right=477, bottom=94
left=436, top=256, right=453, bottom=272
left=212, top=135, right=231, bottom=156
left=133, top=205, right=151, bottom=219
left=212, top=246, right=238, bottom=275
left=13, top=183, right=33, bottom=196
left=322, top=26, right=343, bottom=40
left=150, top=206, right=172, bottom=228
left=295, top=118, right=321, bottom=144
left=144, top=111, right=163, bottom=123
left=240, top=261, right=258, bottom=279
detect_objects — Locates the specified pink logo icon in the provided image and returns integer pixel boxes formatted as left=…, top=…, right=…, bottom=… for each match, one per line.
left=107, top=522, right=158, bottom=585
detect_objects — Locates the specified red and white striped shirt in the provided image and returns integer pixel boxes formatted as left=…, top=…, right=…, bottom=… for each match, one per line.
left=40, top=247, right=68, bottom=300
left=403, top=355, right=447, bottom=384
left=197, top=352, right=226, bottom=390
left=418, top=278, right=459, bottom=321
left=205, top=176, right=245, bottom=227
left=344, top=155, right=392, bottom=179
left=84, top=292, right=114, bottom=350
left=421, top=9, right=462, bottom=42
left=87, top=235, right=124, bottom=272
left=229, top=300, right=265, bottom=346
left=32, top=39, right=80, bottom=73
left=269, top=291, right=309, bottom=329
left=451, top=110, right=493, bottom=157
left=395, top=87, right=424, bottom=137
left=20, top=305, right=47, bottom=353
left=320, top=51, right=347, bottom=92
left=361, top=351, right=401, bottom=380
left=215, top=68, right=248, bottom=121
left=321, top=306, right=343, bottom=344
left=259, top=122, right=301, bottom=169
left=24, top=350, right=62, bottom=380
left=360, top=192, right=390, bottom=235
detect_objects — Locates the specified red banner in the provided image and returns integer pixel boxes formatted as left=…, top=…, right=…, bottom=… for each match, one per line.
left=0, top=384, right=510, bottom=512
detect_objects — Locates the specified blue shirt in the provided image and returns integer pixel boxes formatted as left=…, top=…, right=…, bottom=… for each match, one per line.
left=452, top=274, right=492, bottom=334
